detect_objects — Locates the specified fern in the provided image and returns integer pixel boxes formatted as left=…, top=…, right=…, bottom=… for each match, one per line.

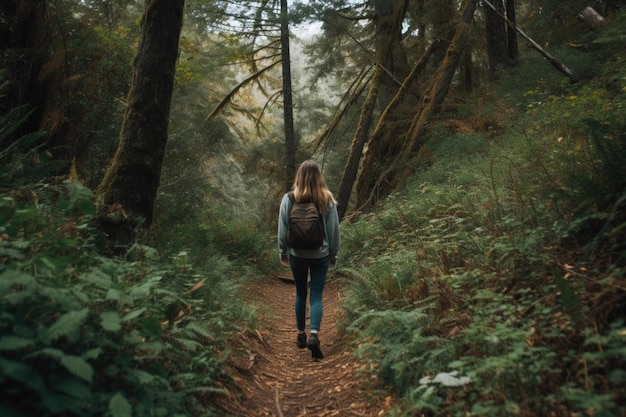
left=45, top=308, right=89, bottom=342
left=60, top=354, right=95, bottom=383
left=120, top=307, right=147, bottom=322
left=99, top=311, right=122, bottom=332
left=0, top=179, right=250, bottom=416
left=0, top=336, right=33, bottom=351
left=109, top=392, right=132, bottom=417
left=338, top=58, right=626, bottom=414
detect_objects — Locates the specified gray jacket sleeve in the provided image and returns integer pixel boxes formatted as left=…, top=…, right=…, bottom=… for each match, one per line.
left=277, top=193, right=291, bottom=260
left=325, top=202, right=341, bottom=260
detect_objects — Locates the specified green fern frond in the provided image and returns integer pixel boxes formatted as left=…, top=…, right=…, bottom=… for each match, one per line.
left=0, top=336, right=33, bottom=351
left=0, top=357, right=46, bottom=394
left=172, top=337, right=203, bottom=351
left=85, top=269, right=114, bottom=289
left=109, top=392, right=132, bottom=417
left=185, top=322, right=213, bottom=339
left=136, top=341, right=165, bottom=353
left=46, top=308, right=89, bottom=342
left=0, top=270, right=36, bottom=295
left=100, top=311, right=122, bottom=332
left=121, top=307, right=147, bottom=322
left=129, top=369, right=170, bottom=387
left=60, top=355, right=94, bottom=383
left=82, top=348, right=102, bottom=360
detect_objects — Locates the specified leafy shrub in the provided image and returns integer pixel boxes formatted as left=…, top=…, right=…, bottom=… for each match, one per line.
left=0, top=180, right=251, bottom=416
left=339, top=46, right=626, bottom=415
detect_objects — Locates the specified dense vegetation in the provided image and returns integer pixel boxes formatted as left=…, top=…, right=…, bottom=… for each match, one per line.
left=0, top=153, right=255, bottom=415
left=2, top=0, right=625, bottom=416
left=339, top=21, right=626, bottom=416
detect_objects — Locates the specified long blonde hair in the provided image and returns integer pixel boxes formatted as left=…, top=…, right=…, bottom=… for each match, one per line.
left=292, top=160, right=336, bottom=214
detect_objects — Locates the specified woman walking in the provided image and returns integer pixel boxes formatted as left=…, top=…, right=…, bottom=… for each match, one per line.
left=277, top=160, right=341, bottom=359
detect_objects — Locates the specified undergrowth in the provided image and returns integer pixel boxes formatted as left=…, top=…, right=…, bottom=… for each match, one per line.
left=0, top=181, right=254, bottom=416
left=338, top=16, right=626, bottom=417
left=0, top=108, right=254, bottom=416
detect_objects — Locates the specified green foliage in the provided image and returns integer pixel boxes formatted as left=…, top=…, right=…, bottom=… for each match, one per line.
left=338, top=25, right=626, bottom=415
left=0, top=104, right=61, bottom=187
left=0, top=173, right=251, bottom=416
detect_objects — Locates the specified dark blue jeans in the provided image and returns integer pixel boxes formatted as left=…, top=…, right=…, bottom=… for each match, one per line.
left=289, top=256, right=330, bottom=333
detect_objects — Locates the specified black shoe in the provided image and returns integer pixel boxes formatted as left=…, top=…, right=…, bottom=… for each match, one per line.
left=297, top=332, right=307, bottom=349
left=307, top=333, right=324, bottom=359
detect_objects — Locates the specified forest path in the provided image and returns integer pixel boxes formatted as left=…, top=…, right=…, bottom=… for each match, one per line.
left=218, top=274, right=393, bottom=417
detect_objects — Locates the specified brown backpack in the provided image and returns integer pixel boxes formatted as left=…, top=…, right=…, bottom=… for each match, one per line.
left=287, top=192, right=324, bottom=250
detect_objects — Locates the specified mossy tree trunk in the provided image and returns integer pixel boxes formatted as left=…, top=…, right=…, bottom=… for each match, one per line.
left=335, top=0, right=408, bottom=220
left=96, top=0, right=184, bottom=247
left=354, top=0, right=477, bottom=212
left=353, top=0, right=456, bottom=213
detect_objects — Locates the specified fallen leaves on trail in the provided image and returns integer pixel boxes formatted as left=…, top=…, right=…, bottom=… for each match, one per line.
left=218, top=276, right=394, bottom=417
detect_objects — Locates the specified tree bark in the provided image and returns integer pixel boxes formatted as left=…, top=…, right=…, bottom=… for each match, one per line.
left=0, top=1, right=50, bottom=148
left=96, top=0, right=185, bottom=246
left=353, top=40, right=439, bottom=210
left=355, top=0, right=477, bottom=212
left=485, top=0, right=508, bottom=77
left=280, top=0, right=297, bottom=190
left=404, top=0, right=477, bottom=153
left=506, top=0, right=519, bottom=62
left=335, top=0, right=408, bottom=220
left=482, top=0, right=577, bottom=82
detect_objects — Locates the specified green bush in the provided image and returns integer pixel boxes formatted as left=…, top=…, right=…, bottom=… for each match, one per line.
left=338, top=45, right=626, bottom=415
left=0, top=180, right=251, bottom=416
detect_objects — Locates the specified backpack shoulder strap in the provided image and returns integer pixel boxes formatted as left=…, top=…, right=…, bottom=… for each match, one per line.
left=287, top=191, right=295, bottom=204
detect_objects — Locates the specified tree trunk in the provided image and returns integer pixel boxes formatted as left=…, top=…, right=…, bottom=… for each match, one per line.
left=485, top=0, right=508, bottom=77
left=335, top=68, right=380, bottom=220
left=354, top=0, right=455, bottom=212
left=96, top=0, right=185, bottom=247
left=353, top=41, right=439, bottom=211
left=355, top=0, right=477, bottom=212
left=335, top=0, right=408, bottom=220
left=280, top=0, right=297, bottom=190
left=506, top=0, right=519, bottom=62
left=482, top=0, right=577, bottom=82
left=0, top=1, right=50, bottom=148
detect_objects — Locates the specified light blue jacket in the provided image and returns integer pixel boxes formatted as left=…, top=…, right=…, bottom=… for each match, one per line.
left=277, top=193, right=340, bottom=261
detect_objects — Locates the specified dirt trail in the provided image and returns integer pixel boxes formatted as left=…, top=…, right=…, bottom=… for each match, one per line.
left=219, top=275, right=393, bottom=417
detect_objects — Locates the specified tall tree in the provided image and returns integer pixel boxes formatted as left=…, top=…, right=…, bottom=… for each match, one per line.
left=355, top=0, right=478, bottom=211
left=483, top=0, right=577, bottom=82
left=335, top=0, right=408, bottom=220
left=484, top=0, right=518, bottom=78
left=1, top=1, right=142, bottom=187
left=305, top=0, right=473, bottom=218
left=506, top=0, right=519, bottom=62
left=96, top=0, right=185, bottom=246
left=0, top=1, right=48, bottom=139
left=203, top=0, right=301, bottom=189
left=280, top=0, right=297, bottom=188
left=484, top=0, right=508, bottom=77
